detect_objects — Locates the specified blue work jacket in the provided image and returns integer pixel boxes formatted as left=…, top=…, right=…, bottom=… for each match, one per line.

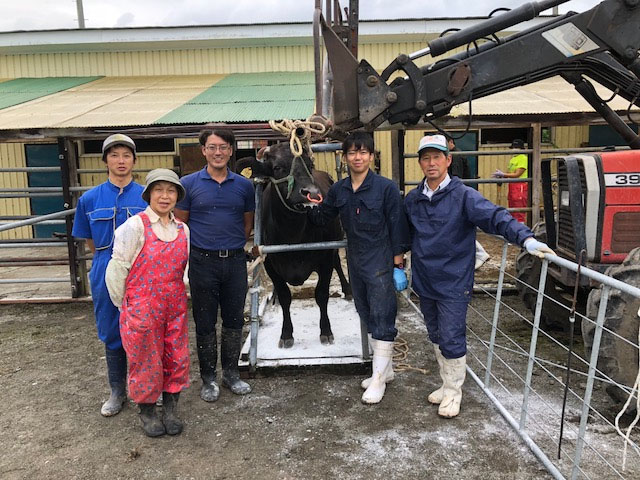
left=72, top=180, right=146, bottom=255
left=312, top=170, right=409, bottom=264
left=404, top=176, right=533, bottom=302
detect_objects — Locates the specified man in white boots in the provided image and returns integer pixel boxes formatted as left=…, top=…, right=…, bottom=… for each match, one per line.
left=308, top=132, right=410, bottom=404
left=404, top=134, right=553, bottom=418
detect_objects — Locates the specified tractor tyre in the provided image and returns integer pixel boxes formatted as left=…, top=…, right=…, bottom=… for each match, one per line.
left=515, top=222, right=571, bottom=330
left=583, top=247, right=640, bottom=408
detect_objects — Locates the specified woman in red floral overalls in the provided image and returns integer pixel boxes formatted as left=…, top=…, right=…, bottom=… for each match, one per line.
left=106, top=168, right=190, bottom=437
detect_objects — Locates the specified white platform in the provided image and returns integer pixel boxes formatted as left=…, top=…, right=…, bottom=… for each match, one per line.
left=240, top=297, right=370, bottom=369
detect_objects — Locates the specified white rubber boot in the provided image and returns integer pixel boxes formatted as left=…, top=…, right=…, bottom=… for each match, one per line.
left=361, top=340, right=394, bottom=404
left=361, top=337, right=395, bottom=389
left=427, top=345, right=446, bottom=404
left=438, top=355, right=467, bottom=418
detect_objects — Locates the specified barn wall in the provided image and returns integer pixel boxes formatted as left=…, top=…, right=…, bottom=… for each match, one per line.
left=0, top=142, right=31, bottom=239
left=0, top=38, right=454, bottom=78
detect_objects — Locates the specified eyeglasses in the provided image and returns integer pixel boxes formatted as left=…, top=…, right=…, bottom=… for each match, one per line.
left=346, top=149, right=371, bottom=157
left=205, top=144, right=230, bottom=153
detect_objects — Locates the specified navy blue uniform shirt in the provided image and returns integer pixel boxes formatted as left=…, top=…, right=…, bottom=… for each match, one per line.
left=405, top=176, right=533, bottom=302
left=312, top=170, right=410, bottom=258
left=177, top=167, right=255, bottom=250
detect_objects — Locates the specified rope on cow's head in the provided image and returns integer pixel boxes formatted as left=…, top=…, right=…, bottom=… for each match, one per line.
left=268, top=118, right=327, bottom=159
left=266, top=118, right=327, bottom=214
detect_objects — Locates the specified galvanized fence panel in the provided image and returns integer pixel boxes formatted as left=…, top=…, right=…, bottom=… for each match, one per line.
left=405, top=239, right=640, bottom=479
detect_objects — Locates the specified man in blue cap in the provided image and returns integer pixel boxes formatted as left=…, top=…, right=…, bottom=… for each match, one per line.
left=72, top=134, right=147, bottom=417
left=404, top=134, right=553, bottom=418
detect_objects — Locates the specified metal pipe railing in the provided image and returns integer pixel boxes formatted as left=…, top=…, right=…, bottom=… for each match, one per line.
left=0, top=209, right=75, bottom=233
left=256, top=240, right=347, bottom=255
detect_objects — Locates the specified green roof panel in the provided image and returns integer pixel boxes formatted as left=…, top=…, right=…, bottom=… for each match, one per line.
left=156, top=72, right=315, bottom=124
left=158, top=101, right=314, bottom=124
left=0, top=76, right=101, bottom=110
left=190, top=84, right=313, bottom=104
left=213, top=71, right=314, bottom=87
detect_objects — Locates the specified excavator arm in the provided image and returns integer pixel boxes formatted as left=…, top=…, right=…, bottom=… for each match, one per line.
left=317, top=0, right=640, bottom=146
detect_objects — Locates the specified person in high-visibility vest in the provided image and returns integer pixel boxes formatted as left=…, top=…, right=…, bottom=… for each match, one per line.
left=492, top=138, right=528, bottom=223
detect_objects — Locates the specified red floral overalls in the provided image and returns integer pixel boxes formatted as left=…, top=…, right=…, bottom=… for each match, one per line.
left=120, top=212, right=189, bottom=404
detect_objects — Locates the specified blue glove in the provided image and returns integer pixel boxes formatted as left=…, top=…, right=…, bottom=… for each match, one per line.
left=491, top=169, right=505, bottom=178
left=524, top=238, right=555, bottom=258
left=393, top=268, right=408, bottom=291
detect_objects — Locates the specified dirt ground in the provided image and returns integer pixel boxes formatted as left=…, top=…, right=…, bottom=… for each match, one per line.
left=1, top=299, right=555, bottom=480
left=1, top=234, right=637, bottom=479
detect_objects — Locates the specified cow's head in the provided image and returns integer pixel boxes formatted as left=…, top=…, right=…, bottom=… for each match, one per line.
left=239, top=143, right=323, bottom=211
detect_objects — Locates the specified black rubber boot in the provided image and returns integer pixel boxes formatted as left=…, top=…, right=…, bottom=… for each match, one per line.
left=162, top=392, right=183, bottom=436
left=221, top=327, right=252, bottom=395
left=196, top=332, right=220, bottom=402
left=138, top=403, right=165, bottom=437
left=101, top=347, right=127, bottom=417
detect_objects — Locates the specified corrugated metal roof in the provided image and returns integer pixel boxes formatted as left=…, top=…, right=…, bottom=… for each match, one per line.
left=0, top=73, right=636, bottom=131
left=0, top=75, right=223, bottom=129
left=451, top=77, right=637, bottom=116
left=157, top=72, right=315, bottom=124
left=0, top=76, right=100, bottom=110
left=158, top=101, right=314, bottom=124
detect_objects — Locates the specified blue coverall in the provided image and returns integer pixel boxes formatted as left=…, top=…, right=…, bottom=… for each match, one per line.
left=72, top=180, right=146, bottom=350
left=404, top=175, right=533, bottom=358
left=310, top=170, right=410, bottom=341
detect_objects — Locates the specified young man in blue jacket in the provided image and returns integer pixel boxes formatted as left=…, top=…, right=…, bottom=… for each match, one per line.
left=72, top=134, right=147, bottom=416
left=309, top=132, right=410, bottom=404
left=404, top=134, right=553, bottom=418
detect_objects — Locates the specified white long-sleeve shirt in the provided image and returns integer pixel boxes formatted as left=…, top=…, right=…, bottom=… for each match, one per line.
left=105, top=206, right=190, bottom=308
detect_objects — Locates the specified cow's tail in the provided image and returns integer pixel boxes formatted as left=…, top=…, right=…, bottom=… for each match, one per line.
left=333, top=250, right=352, bottom=300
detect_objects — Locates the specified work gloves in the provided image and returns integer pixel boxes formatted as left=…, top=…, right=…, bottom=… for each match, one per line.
left=491, top=169, right=505, bottom=178
left=524, top=238, right=555, bottom=258
left=393, top=268, right=408, bottom=291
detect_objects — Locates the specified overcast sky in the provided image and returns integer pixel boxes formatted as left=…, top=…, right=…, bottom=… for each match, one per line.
left=3, top=0, right=603, bottom=32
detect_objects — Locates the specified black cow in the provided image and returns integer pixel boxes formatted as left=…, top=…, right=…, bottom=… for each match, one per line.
left=236, top=143, right=350, bottom=348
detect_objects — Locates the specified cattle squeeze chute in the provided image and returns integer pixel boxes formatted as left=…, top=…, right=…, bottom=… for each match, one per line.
left=237, top=139, right=360, bottom=371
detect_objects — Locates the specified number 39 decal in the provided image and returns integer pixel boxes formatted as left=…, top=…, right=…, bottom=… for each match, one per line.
left=604, top=173, right=640, bottom=186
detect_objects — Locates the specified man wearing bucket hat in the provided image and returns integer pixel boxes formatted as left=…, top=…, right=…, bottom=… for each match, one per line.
left=72, top=134, right=146, bottom=417
left=491, top=138, right=528, bottom=223
left=404, top=134, right=553, bottom=418
left=106, top=168, right=190, bottom=437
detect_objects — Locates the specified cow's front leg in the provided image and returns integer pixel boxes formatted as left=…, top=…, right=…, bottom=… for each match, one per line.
left=276, top=283, right=294, bottom=348
left=316, top=263, right=334, bottom=345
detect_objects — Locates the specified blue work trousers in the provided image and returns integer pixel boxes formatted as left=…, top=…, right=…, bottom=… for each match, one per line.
left=419, top=296, right=469, bottom=359
left=189, top=249, right=248, bottom=336
left=349, top=253, right=398, bottom=342
left=90, top=250, right=123, bottom=350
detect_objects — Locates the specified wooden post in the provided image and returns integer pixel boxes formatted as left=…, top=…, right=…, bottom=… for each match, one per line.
left=531, top=123, right=542, bottom=226
left=62, top=138, right=88, bottom=297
